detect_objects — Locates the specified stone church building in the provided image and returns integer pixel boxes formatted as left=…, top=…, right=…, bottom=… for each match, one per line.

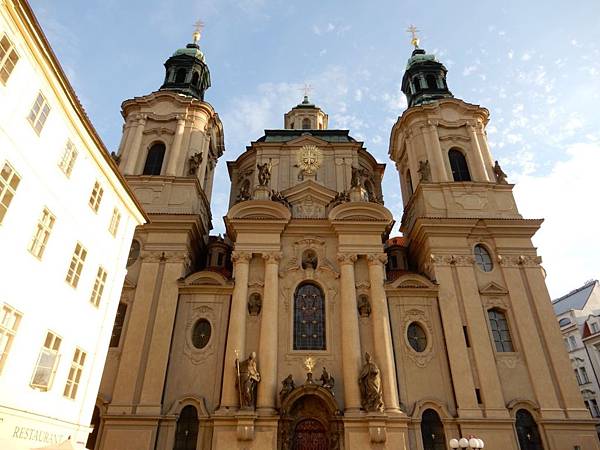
left=91, top=33, right=600, bottom=450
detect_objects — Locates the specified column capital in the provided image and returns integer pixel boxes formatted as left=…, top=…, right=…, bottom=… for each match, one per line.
left=366, top=253, right=388, bottom=266
left=262, top=252, right=282, bottom=264
left=337, top=253, right=358, bottom=265
left=232, top=251, right=252, bottom=263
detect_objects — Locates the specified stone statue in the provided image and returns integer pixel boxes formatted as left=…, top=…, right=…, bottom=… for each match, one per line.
left=279, top=374, right=295, bottom=404
left=247, top=293, right=262, bottom=316
left=237, top=179, right=251, bottom=202
left=418, top=160, right=431, bottom=182
left=493, top=160, right=508, bottom=184
left=319, top=367, right=335, bottom=394
left=236, top=352, right=261, bottom=409
left=271, top=190, right=290, bottom=207
left=188, top=152, right=202, bottom=175
left=328, top=191, right=350, bottom=208
left=257, top=160, right=272, bottom=186
left=351, top=165, right=367, bottom=188
left=110, top=151, right=121, bottom=164
left=357, top=295, right=371, bottom=318
left=358, top=352, right=384, bottom=412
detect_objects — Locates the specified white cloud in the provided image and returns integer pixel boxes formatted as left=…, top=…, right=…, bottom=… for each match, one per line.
left=463, top=65, right=477, bottom=76
left=513, top=143, right=600, bottom=297
left=521, top=52, right=532, bottom=61
left=508, top=50, right=514, bottom=59
left=354, top=89, right=363, bottom=102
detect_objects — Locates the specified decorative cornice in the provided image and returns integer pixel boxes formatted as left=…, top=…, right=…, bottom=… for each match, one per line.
left=429, top=254, right=474, bottom=267
left=498, top=254, right=542, bottom=267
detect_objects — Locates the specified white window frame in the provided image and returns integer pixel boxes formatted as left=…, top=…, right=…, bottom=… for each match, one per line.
left=88, top=181, right=103, bottom=213
left=58, top=140, right=78, bottom=177
left=63, top=347, right=86, bottom=399
left=0, top=304, right=22, bottom=374
left=27, top=92, right=51, bottom=135
left=31, top=331, right=62, bottom=391
left=108, top=208, right=121, bottom=236
left=66, top=242, right=87, bottom=288
left=0, top=161, right=21, bottom=224
left=28, top=207, right=55, bottom=259
left=0, top=34, right=19, bottom=85
left=89, top=267, right=107, bottom=307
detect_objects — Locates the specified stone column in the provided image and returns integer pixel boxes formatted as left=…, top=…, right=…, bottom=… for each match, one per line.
left=165, top=116, right=186, bottom=176
left=467, top=123, right=489, bottom=182
left=220, top=251, right=252, bottom=409
left=256, top=252, right=282, bottom=413
left=124, top=114, right=147, bottom=175
left=337, top=253, right=362, bottom=413
left=425, top=123, right=449, bottom=182
left=367, top=253, right=402, bottom=413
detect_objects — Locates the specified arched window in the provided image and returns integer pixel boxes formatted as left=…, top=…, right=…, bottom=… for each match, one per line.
left=515, top=409, right=544, bottom=450
left=448, top=149, right=471, bottom=181
left=474, top=244, right=493, bottom=272
left=142, top=143, right=166, bottom=175
left=488, top=309, right=514, bottom=352
left=290, top=122, right=294, bottom=129
left=406, top=170, right=414, bottom=197
left=174, top=405, right=199, bottom=450
left=426, top=74, right=438, bottom=89
left=294, top=283, right=326, bottom=350
left=302, top=118, right=311, bottom=129
left=421, top=409, right=446, bottom=450
left=175, top=68, right=187, bottom=84
left=413, top=76, right=421, bottom=92
left=191, top=71, right=199, bottom=86
left=85, top=406, right=101, bottom=450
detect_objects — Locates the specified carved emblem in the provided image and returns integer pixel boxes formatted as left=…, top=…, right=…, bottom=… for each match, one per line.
left=297, top=145, right=323, bottom=175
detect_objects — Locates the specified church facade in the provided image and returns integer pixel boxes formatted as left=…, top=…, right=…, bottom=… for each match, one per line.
left=93, top=34, right=600, bottom=450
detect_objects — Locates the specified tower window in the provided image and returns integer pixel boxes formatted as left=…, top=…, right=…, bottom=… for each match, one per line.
left=448, top=149, right=471, bottom=181
left=293, top=283, right=326, bottom=350
left=302, top=118, right=311, bottom=129
left=488, top=309, right=514, bottom=352
left=290, top=122, right=294, bottom=129
left=191, top=71, right=200, bottom=86
left=474, top=244, right=493, bottom=272
left=405, top=169, right=413, bottom=197
left=174, top=405, right=199, bottom=450
left=143, top=143, right=166, bottom=175
left=175, top=68, right=187, bottom=84
left=110, top=303, right=127, bottom=348
left=426, top=74, right=438, bottom=89
left=413, top=76, right=421, bottom=92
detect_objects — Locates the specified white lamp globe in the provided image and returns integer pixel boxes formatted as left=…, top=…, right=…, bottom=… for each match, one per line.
left=449, top=439, right=459, bottom=449
left=478, top=438, right=485, bottom=448
left=459, top=437, right=469, bottom=448
left=469, top=437, right=479, bottom=448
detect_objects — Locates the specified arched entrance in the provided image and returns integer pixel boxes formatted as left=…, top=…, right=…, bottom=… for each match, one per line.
left=515, top=409, right=544, bottom=450
left=279, top=384, right=343, bottom=450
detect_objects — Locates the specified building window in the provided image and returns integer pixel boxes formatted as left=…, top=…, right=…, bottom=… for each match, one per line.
left=127, top=240, right=141, bottom=267
left=174, top=405, right=199, bottom=450
left=413, top=76, right=421, bottom=92
left=108, top=208, right=121, bottom=236
left=88, top=181, right=104, bottom=212
left=591, top=399, right=600, bottom=417
left=86, top=406, right=101, bottom=450
left=515, top=409, right=543, bottom=450
left=63, top=348, right=86, bottom=399
left=569, top=335, right=577, bottom=349
left=302, top=118, right=311, bottom=129
left=28, top=208, right=55, bottom=259
left=592, top=322, right=599, bottom=334
left=293, top=283, right=326, bottom=351
left=110, top=303, right=127, bottom=347
left=0, top=34, right=19, bottom=84
left=579, top=367, right=590, bottom=384
left=574, top=369, right=583, bottom=385
left=0, top=161, right=21, bottom=224
left=448, top=149, right=471, bottom=181
left=89, top=267, right=107, bottom=307
left=31, top=331, right=62, bottom=391
left=175, top=68, right=187, bottom=84
left=425, top=74, right=438, bottom=89
left=559, top=317, right=571, bottom=328
left=142, top=143, right=166, bottom=175
left=192, top=319, right=211, bottom=349
left=58, top=140, right=78, bottom=177
left=420, top=409, right=445, bottom=450
left=488, top=309, right=514, bottom=352
left=0, top=304, right=22, bottom=374
left=406, top=169, right=413, bottom=197
left=27, top=92, right=51, bottom=134
left=66, top=242, right=87, bottom=288
left=474, top=244, right=493, bottom=272
left=407, top=322, right=427, bottom=352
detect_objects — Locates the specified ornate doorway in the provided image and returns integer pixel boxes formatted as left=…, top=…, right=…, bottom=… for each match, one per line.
left=294, top=419, right=328, bottom=450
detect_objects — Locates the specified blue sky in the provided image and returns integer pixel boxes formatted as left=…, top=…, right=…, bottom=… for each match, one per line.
left=31, top=0, right=600, bottom=298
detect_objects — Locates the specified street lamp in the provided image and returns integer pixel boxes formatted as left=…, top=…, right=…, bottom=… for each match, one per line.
left=449, top=436, right=485, bottom=449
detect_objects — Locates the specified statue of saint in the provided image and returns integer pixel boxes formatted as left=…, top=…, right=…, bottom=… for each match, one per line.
left=351, top=165, right=367, bottom=188
left=188, top=152, right=202, bottom=175
left=493, top=160, right=508, bottom=184
left=236, top=352, right=261, bottom=409
left=279, top=374, right=295, bottom=404
left=319, top=367, right=335, bottom=393
left=418, top=160, right=431, bottom=182
left=358, top=352, right=384, bottom=412
left=257, top=160, right=272, bottom=186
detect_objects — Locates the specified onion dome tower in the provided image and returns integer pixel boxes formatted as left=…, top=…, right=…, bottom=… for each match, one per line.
left=159, top=25, right=211, bottom=100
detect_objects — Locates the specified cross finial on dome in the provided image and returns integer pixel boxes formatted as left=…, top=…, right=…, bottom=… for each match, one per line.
left=193, top=20, right=204, bottom=44
left=299, top=83, right=313, bottom=103
left=407, top=24, right=420, bottom=49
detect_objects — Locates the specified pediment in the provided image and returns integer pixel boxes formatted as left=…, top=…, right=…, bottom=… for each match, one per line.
left=122, top=276, right=136, bottom=289
left=182, top=270, right=232, bottom=287
left=281, top=180, right=337, bottom=219
left=479, top=281, right=508, bottom=295
left=283, top=134, right=331, bottom=147
left=389, top=273, right=436, bottom=289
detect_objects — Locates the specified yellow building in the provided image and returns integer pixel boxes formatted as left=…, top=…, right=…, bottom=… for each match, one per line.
left=89, top=25, right=600, bottom=450
left=0, top=0, right=147, bottom=449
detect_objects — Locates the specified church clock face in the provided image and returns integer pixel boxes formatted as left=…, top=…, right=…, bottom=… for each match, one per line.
left=297, top=145, right=323, bottom=175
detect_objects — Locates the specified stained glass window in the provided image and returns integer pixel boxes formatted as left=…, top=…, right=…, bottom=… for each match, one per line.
left=294, top=283, right=326, bottom=350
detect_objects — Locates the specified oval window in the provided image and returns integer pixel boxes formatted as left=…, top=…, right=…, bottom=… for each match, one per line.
left=126, top=240, right=141, bottom=267
left=407, top=322, right=427, bottom=352
left=192, top=319, right=212, bottom=349
left=474, top=244, right=493, bottom=272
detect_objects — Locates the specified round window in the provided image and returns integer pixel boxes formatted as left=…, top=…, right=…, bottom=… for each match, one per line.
left=407, top=322, right=427, bottom=352
left=474, top=244, right=493, bottom=272
left=192, top=319, right=212, bottom=349
left=126, top=240, right=141, bottom=267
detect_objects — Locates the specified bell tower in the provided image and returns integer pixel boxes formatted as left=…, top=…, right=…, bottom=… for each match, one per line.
left=388, top=35, right=594, bottom=448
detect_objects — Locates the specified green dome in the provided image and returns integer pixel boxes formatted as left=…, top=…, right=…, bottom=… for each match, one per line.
left=172, top=44, right=205, bottom=62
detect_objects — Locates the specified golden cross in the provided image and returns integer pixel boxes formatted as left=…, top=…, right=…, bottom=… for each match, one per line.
left=407, top=24, right=420, bottom=48
left=193, top=20, right=205, bottom=44
left=299, top=83, right=313, bottom=98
